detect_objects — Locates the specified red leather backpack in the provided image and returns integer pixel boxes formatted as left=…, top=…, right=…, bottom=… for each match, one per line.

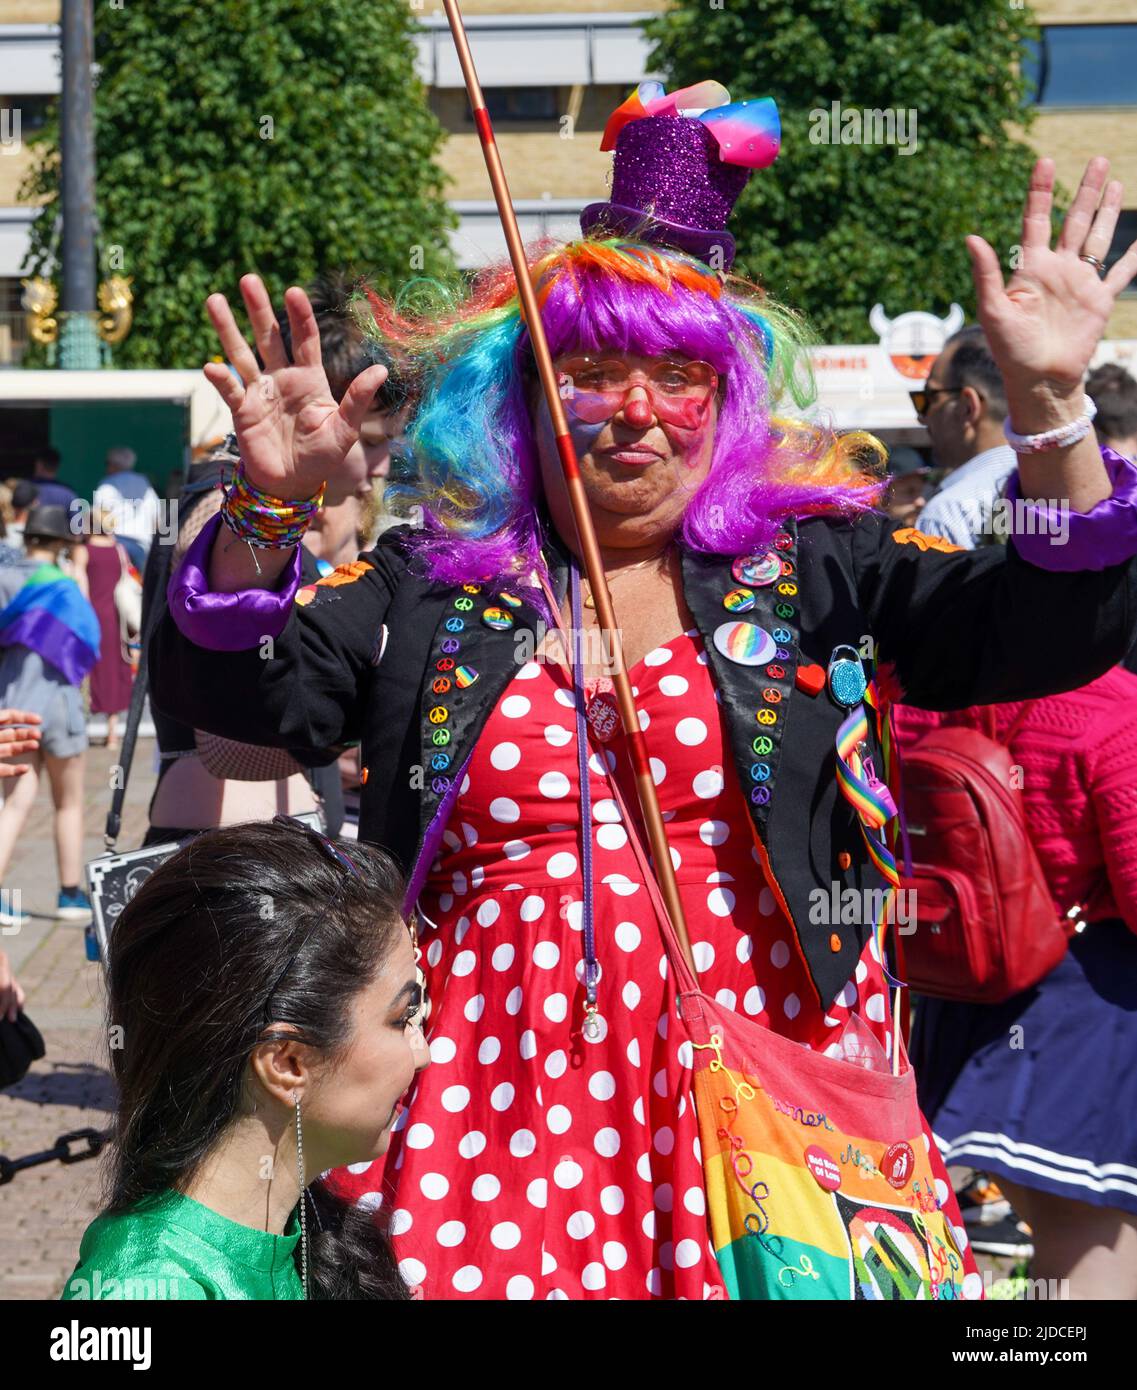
left=893, top=703, right=1073, bottom=1003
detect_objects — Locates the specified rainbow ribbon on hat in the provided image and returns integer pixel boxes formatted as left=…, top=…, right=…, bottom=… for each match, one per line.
left=834, top=685, right=905, bottom=985
left=601, top=80, right=781, bottom=169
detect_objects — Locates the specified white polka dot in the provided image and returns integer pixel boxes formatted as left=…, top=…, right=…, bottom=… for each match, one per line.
left=438, top=893, right=454, bottom=912
left=621, top=980, right=641, bottom=1011
left=441, top=1086, right=470, bottom=1113
left=643, top=646, right=672, bottom=667
left=399, top=1257, right=426, bottom=1285
left=454, top=915, right=471, bottom=946
left=865, top=992, right=887, bottom=1023
left=491, top=1082, right=515, bottom=1112
left=516, top=661, right=541, bottom=680
left=675, top=1238, right=702, bottom=1269
left=506, top=1275, right=535, bottom=1300
left=500, top=695, right=531, bottom=719
left=452, top=1265, right=483, bottom=1292
left=489, top=797, right=520, bottom=824
left=567, top=1210, right=596, bottom=1240
left=554, top=1158, right=584, bottom=1189
left=478, top=1036, right=501, bottom=1065
left=519, top=1029, right=537, bottom=1061
left=699, top=819, right=729, bottom=845
left=491, top=942, right=515, bottom=972
left=952, top=1222, right=969, bottom=1253
left=547, top=1105, right=572, bottom=1134
left=653, top=1183, right=674, bottom=1212
left=582, top=1261, right=606, bottom=1291
left=675, top=717, right=708, bottom=747
left=595, top=1127, right=621, bottom=1157
left=533, top=940, right=560, bottom=970
left=509, top=1128, right=538, bottom=1159
left=677, top=1040, right=694, bottom=1069
left=346, top=1161, right=375, bottom=1175
left=836, top=982, right=857, bottom=1008
left=470, top=867, right=484, bottom=890
left=544, top=992, right=568, bottom=1023
left=490, top=742, right=521, bottom=772
left=963, top=1271, right=984, bottom=1300
left=684, top=1186, right=707, bottom=1216
left=426, top=939, right=443, bottom=968
left=451, top=949, right=476, bottom=978
left=743, top=985, right=766, bottom=1015
left=641, top=1210, right=657, bottom=1239
left=627, top=1037, right=642, bottom=1067
left=544, top=723, right=572, bottom=748
left=436, top=1220, right=466, bottom=1246
left=783, top=993, right=801, bottom=1020
left=692, top=941, right=716, bottom=971
left=693, top=768, right=724, bottom=799
left=588, top=1070, right=616, bottom=1101
left=636, top=1153, right=653, bottom=1183
left=649, top=756, right=668, bottom=786
left=603, top=873, right=640, bottom=896
left=564, top=900, right=584, bottom=931
left=505, top=986, right=523, bottom=1015
left=555, top=689, right=577, bottom=709
left=547, top=851, right=577, bottom=879
left=596, top=823, right=628, bottom=851
left=464, top=993, right=485, bottom=1023
left=615, top=921, right=641, bottom=952
left=458, top=1130, right=486, bottom=1159
left=420, top=1172, right=449, bottom=1199
left=603, top=1241, right=628, bottom=1272
left=653, top=1127, right=675, bottom=1156
left=659, top=673, right=689, bottom=697
left=519, top=896, right=545, bottom=924
left=355, top=1191, right=383, bottom=1211
left=706, top=887, right=735, bottom=918
left=646, top=1268, right=663, bottom=1296
left=770, top=940, right=791, bottom=968
left=934, top=1178, right=950, bottom=1206
left=491, top=1221, right=521, bottom=1251
left=855, top=960, right=868, bottom=983
left=593, top=799, right=621, bottom=824
left=539, top=770, right=572, bottom=800
left=736, top=934, right=754, bottom=963
left=541, top=1248, right=557, bottom=1274
left=406, top=1123, right=434, bottom=1150
left=545, top=1049, right=568, bottom=1079
left=758, top=887, right=776, bottom=916
left=527, top=1178, right=548, bottom=1208
left=452, top=871, right=467, bottom=895
left=390, top=1208, right=413, bottom=1236
left=600, top=1185, right=625, bottom=1215
left=472, top=1173, right=501, bottom=1202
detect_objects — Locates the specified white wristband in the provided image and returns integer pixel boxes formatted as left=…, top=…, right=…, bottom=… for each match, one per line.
left=1003, top=393, right=1097, bottom=455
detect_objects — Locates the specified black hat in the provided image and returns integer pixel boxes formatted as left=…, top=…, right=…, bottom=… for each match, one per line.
left=888, top=447, right=931, bottom=479
left=24, top=504, right=76, bottom=544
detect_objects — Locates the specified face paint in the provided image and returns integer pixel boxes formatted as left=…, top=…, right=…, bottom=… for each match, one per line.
left=536, top=393, right=609, bottom=461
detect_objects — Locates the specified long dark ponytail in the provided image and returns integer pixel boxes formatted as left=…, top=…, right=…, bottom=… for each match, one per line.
left=105, top=819, right=412, bottom=1300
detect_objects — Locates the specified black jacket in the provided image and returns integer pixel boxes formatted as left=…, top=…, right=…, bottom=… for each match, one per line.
left=149, top=507, right=1137, bottom=1012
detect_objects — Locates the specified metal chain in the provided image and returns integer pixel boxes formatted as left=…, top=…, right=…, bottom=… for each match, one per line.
left=0, top=1127, right=111, bottom=1185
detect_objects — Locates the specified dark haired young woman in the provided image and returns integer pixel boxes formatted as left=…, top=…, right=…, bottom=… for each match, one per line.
left=62, top=818, right=430, bottom=1300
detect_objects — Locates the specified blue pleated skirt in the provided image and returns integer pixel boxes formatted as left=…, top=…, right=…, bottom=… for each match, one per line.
left=911, top=920, right=1137, bottom=1216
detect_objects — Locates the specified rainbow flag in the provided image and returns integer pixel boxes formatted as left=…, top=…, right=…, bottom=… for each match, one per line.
left=0, top=562, right=100, bottom=685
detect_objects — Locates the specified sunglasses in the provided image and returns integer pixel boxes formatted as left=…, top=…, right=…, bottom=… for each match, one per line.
left=909, top=386, right=961, bottom=418
left=556, top=355, right=719, bottom=429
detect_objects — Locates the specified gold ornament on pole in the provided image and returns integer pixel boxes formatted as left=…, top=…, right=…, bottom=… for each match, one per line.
left=97, top=274, right=134, bottom=344
left=21, top=277, right=59, bottom=345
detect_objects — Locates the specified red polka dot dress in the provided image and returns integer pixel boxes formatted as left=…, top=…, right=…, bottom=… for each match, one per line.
left=325, top=627, right=978, bottom=1298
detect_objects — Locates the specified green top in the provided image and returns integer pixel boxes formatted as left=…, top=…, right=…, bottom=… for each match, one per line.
left=60, top=1189, right=304, bottom=1301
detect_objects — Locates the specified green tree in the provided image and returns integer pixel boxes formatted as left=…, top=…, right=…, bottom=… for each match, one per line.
left=644, top=0, right=1042, bottom=341
left=20, top=0, right=455, bottom=368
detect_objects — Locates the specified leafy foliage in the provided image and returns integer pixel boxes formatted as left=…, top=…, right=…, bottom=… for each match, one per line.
left=644, top=0, right=1043, bottom=341
left=20, top=0, right=456, bottom=368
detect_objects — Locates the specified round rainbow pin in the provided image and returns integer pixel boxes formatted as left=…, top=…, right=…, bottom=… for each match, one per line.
left=482, top=606, right=514, bottom=631
left=731, top=552, right=782, bottom=587
left=723, top=587, right=756, bottom=613
left=713, top=621, right=776, bottom=666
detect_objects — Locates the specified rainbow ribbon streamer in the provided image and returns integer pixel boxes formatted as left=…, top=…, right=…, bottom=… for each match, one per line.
left=834, top=686, right=904, bottom=986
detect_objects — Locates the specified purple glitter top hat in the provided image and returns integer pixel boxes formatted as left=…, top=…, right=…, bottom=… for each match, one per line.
left=579, top=85, right=781, bottom=270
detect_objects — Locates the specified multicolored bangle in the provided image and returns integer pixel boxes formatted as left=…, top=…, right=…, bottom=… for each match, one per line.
left=1003, top=393, right=1098, bottom=455
left=220, top=462, right=326, bottom=549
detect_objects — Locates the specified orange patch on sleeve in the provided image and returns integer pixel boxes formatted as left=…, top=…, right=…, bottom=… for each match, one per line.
left=314, top=560, right=372, bottom=588
left=890, top=527, right=965, bottom=554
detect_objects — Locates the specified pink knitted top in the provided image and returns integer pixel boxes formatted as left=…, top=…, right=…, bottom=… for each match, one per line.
left=891, top=666, right=1137, bottom=934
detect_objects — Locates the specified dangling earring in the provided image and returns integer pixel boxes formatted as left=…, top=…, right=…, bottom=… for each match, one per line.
left=294, top=1093, right=309, bottom=1300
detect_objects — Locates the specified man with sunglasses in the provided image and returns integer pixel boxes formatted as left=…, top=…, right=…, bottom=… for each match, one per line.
left=909, top=326, right=1017, bottom=549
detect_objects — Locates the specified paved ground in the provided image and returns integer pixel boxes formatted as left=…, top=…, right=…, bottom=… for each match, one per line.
left=0, top=739, right=156, bottom=1300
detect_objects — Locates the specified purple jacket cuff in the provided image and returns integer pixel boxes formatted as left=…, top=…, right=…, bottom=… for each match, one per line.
left=1004, top=446, right=1137, bottom=572
left=168, top=511, right=303, bottom=651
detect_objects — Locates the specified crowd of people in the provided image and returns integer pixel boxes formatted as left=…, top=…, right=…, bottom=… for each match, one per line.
left=2, top=85, right=1136, bottom=1303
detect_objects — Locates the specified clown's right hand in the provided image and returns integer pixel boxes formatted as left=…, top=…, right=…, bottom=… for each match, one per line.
left=203, top=275, right=388, bottom=503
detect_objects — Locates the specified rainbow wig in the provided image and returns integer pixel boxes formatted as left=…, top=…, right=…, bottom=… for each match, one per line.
left=356, top=238, right=886, bottom=626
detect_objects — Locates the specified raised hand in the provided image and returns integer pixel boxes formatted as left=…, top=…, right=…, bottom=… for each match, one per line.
left=203, top=275, right=388, bottom=502
left=966, top=157, right=1137, bottom=399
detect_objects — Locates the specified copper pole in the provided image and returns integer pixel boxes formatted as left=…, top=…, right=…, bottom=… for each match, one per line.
left=440, top=0, right=696, bottom=976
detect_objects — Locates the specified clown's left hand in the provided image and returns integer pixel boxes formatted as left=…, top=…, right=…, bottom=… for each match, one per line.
left=966, top=157, right=1137, bottom=410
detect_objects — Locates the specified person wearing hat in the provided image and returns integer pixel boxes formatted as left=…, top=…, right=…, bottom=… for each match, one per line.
left=884, top=446, right=932, bottom=528
left=0, top=505, right=99, bottom=928
left=149, top=81, right=1137, bottom=1301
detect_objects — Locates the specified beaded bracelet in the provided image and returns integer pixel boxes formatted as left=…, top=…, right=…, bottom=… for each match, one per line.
left=220, top=461, right=326, bottom=549
left=1003, top=393, right=1098, bottom=455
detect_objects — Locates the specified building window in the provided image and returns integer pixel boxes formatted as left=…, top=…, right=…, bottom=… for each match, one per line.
left=0, top=94, right=55, bottom=134
left=1023, top=26, right=1137, bottom=107
left=1107, top=211, right=1137, bottom=298
left=466, top=88, right=559, bottom=124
